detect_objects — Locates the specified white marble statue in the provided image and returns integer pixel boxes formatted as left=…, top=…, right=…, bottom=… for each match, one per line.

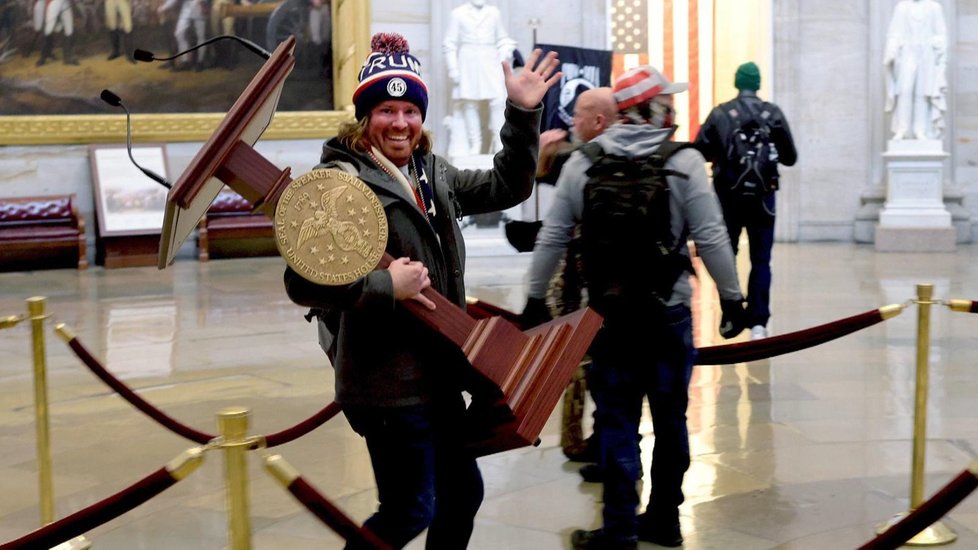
left=443, top=0, right=517, bottom=156
left=883, top=0, right=947, bottom=141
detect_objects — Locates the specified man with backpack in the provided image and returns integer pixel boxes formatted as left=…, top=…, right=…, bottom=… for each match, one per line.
left=694, top=61, right=797, bottom=340
left=521, top=65, right=747, bottom=549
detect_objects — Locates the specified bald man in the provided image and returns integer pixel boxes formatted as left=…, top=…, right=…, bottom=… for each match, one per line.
left=537, top=87, right=617, bottom=180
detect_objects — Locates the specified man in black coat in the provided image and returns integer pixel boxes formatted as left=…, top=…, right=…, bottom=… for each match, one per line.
left=694, top=61, right=797, bottom=340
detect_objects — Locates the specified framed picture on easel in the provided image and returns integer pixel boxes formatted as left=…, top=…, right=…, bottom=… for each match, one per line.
left=89, top=144, right=170, bottom=267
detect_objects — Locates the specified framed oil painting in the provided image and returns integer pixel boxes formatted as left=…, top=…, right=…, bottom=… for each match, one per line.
left=0, top=0, right=370, bottom=144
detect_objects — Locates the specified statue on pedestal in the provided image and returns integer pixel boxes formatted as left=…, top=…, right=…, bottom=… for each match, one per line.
left=883, top=0, right=947, bottom=141
left=443, top=0, right=517, bottom=156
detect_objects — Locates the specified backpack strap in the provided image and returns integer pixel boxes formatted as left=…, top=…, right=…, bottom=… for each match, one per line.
left=578, top=141, right=604, bottom=165
left=734, top=98, right=776, bottom=128
left=647, top=141, right=693, bottom=180
left=643, top=141, right=695, bottom=292
left=580, top=140, right=693, bottom=178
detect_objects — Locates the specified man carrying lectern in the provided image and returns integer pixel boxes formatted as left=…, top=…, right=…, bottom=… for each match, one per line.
left=282, top=32, right=560, bottom=549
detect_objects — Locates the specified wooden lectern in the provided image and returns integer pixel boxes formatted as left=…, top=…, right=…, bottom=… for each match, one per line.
left=158, top=36, right=602, bottom=455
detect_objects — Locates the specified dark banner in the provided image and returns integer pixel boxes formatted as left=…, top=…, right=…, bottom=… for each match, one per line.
left=534, top=43, right=613, bottom=131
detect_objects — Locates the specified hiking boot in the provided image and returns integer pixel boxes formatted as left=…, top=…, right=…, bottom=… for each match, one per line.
left=564, top=438, right=598, bottom=463
left=637, top=512, right=683, bottom=547
left=570, top=529, right=637, bottom=550
left=579, top=463, right=603, bottom=483
left=750, top=325, right=768, bottom=340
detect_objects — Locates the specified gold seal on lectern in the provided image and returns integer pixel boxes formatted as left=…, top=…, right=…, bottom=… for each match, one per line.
left=274, top=168, right=388, bottom=286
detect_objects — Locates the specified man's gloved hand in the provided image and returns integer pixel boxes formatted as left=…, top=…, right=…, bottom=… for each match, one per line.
left=719, top=298, right=748, bottom=339
left=519, top=297, right=552, bottom=330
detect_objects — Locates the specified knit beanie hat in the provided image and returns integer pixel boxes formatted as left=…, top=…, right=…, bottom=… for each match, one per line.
left=612, top=65, right=687, bottom=112
left=353, top=33, right=429, bottom=121
left=734, top=62, right=761, bottom=91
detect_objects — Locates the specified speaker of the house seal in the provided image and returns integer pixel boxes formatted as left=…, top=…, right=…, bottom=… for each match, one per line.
left=274, top=168, right=388, bottom=286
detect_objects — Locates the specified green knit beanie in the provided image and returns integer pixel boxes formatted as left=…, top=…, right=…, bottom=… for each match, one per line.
left=734, top=62, right=761, bottom=91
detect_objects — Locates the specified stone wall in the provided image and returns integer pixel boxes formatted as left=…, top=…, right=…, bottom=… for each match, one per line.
left=2, top=0, right=975, bottom=260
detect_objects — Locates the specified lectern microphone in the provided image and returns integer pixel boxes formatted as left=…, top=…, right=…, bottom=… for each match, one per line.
left=134, top=35, right=271, bottom=64
left=99, top=89, right=172, bottom=190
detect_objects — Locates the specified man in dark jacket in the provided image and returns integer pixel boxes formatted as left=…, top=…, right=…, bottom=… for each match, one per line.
left=283, top=32, right=559, bottom=549
left=694, top=61, right=797, bottom=340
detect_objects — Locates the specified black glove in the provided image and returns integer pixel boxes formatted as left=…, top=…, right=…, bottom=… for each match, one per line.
left=719, top=298, right=748, bottom=339
left=519, top=297, right=552, bottom=330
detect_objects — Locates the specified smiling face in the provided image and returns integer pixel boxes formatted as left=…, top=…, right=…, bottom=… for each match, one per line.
left=366, top=100, right=423, bottom=167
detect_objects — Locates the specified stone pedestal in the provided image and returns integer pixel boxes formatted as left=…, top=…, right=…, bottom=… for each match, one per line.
left=875, top=140, right=955, bottom=252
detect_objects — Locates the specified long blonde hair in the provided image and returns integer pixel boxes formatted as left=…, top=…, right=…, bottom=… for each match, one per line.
left=336, top=117, right=434, bottom=156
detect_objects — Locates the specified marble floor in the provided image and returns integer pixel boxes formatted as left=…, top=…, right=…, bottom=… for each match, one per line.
left=2, top=241, right=978, bottom=549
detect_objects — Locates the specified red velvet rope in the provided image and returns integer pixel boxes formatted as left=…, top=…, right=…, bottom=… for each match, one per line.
left=263, top=401, right=342, bottom=447
left=858, top=469, right=978, bottom=550
left=65, top=337, right=215, bottom=444
left=0, top=468, right=176, bottom=550
left=470, top=300, right=891, bottom=366
left=696, top=308, right=885, bottom=365
left=64, top=336, right=343, bottom=448
left=287, top=477, right=392, bottom=550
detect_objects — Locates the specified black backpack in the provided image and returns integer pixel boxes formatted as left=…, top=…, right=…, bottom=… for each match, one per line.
left=578, top=141, right=694, bottom=319
left=726, top=99, right=780, bottom=196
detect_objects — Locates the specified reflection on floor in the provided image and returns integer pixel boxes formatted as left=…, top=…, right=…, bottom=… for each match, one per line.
left=2, top=242, right=978, bottom=549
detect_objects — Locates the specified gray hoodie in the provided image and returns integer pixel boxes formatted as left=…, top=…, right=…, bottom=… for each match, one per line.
left=527, top=122, right=742, bottom=307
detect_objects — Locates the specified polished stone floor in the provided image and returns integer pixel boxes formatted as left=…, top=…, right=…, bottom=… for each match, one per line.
left=2, top=241, right=978, bottom=549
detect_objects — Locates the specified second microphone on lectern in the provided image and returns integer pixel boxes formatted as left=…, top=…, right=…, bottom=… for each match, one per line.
left=99, top=89, right=171, bottom=189
left=133, top=35, right=271, bottom=72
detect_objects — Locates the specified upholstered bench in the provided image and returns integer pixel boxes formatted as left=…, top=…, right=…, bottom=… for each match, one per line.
left=0, top=194, right=88, bottom=271
left=197, top=190, right=277, bottom=261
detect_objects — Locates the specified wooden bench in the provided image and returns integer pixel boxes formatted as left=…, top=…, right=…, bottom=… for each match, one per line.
left=0, top=194, right=88, bottom=271
left=197, top=190, right=277, bottom=261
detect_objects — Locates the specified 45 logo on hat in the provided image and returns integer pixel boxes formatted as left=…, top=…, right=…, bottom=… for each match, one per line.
left=387, top=78, right=407, bottom=97
left=353, top=33, right=430, bottom=121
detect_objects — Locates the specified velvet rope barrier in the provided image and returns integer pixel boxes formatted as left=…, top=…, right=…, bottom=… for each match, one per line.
left=263, top=401, right=342, bottom=447
left=696, top=304, right=905, bottom=365
left=56, top=324, right=343, bottom=448
left=466, top=298, right=905, bottom=366
left=263, top=454, right=392, bottom=550
left=948, top=299, right=978, bottom=314
left=55, top=324, right=216, bottom=444
left=858, top=460, right=978, bottom=550
left=0, top=447, right=204, bottom=550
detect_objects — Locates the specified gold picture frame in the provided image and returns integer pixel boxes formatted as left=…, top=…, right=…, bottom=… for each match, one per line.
left=0, top=111, right=353, bottom=145
left=0, top=0, right=369, bottom=145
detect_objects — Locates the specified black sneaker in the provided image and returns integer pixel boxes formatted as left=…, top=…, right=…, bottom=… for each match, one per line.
left=579, top=463, right=603, bottom=483
left=570, top=528, right=637, bottom=550
left=637, top=513, right=683, bottom=547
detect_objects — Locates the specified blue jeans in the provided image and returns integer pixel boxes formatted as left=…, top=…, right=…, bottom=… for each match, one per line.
left=343, top=394, right=484, bottom=549
left=720, top=192, right=776, bottom=327
left=590, top=304, right=694, bottom=543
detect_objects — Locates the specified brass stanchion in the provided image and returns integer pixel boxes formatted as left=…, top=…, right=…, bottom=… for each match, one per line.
left=27, top=297, right=55, bottom=526
left=1, top=314, right=25, bottom=329
left=946, top=299, right=973, bottom=313
left=18, top=307, right=92, bottom=550
left=218, top=407, right=252, bottom=550
left=876, top=284, right=956, bottom=545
